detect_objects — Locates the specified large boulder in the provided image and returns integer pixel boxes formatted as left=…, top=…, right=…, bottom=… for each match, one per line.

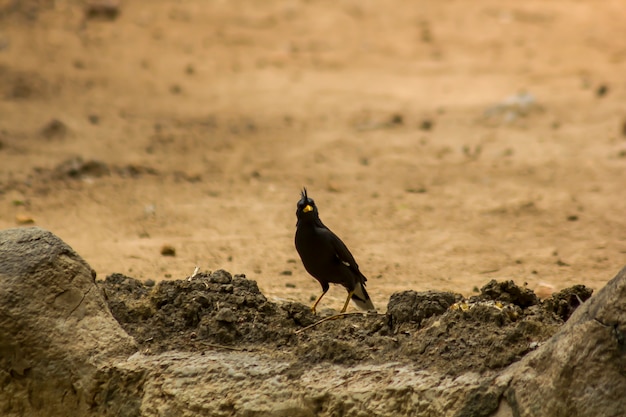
left=0, top=227, right=137, bottom=417
left=498, top=266, right=626, bottom=416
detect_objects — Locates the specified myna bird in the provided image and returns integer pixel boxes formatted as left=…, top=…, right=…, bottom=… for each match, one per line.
left=294, top=188, right=376, bottom=314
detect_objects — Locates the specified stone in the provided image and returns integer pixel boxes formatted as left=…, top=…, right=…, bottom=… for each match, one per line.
left=501, top=266, right=626, bottom=416
left=0, top=227, right=136, bottom=417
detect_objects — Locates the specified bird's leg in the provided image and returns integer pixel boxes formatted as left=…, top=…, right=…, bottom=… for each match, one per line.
left=340, top=290, right=354, bottom=313
left=311, top=289, right=328, bottom=314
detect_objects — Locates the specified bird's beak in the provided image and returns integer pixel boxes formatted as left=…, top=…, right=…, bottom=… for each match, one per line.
left=303, top=205, right=313, bottom=213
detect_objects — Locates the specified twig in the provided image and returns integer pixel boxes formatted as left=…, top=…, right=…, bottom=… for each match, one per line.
left=295, top=311, right=370, bottom=335
left=574, top=294, right=585, bottom=305
left=187, top=266, right=200, bottom=281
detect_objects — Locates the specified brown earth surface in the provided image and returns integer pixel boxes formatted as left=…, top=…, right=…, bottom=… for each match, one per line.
left=1, top=0, right=625, bottom=312
left=97, top=269, right=592, bottom=375
left=1, top=226, right=621, bottom=417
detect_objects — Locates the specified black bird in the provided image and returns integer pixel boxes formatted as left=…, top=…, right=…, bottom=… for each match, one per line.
left=294, top=188, right=376, bottom=314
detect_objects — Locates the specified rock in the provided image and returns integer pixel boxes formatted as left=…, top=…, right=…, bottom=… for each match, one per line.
left=14, top=214, right=35, bottom=224
left=388, top=113, right=404, bottom=126
left=483, top=92, right=542, bottom=125
left=596, top=84, right=609, bottom=97
left=159, top=244, right=176, bottom=256
left=117, top=350, right=499, bottom=417
left=53, top=156, right=111, bottom=180
left=501, top=266, right=626, bottom=416
left=40, top=118, right=68, bottom=139
left=419, top=119, right=434, bottom=130
left=0, top=227, right=136, bottom=417
left=85, top=0, right=120, bottom=21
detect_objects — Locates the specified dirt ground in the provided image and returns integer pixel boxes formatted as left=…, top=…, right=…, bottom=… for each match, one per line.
left=98, top=270, right=592, bottom=374
left=1, top=0, right=625, bottom=312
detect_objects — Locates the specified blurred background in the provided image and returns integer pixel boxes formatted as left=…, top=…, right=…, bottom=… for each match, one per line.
left=0, top=0, right=625, bottom=310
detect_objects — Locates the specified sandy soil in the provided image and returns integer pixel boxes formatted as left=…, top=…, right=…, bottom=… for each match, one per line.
left=1, top=0, right=625, bottom=312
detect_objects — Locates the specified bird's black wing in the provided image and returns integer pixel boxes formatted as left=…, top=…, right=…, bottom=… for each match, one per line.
left=321, top=227, right=366, bottom=281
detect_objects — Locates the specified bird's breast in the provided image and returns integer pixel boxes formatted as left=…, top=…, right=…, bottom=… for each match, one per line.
left=295, top=227, right=336, bottom=266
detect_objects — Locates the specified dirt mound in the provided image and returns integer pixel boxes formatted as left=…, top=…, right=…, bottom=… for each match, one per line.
left=99, top=271, right=592, bottom=375
left=474, top=279, right=539, bottom=307
left=101, top=270, right=297, bottom=352
left=543, top=284, right=594, bottom=321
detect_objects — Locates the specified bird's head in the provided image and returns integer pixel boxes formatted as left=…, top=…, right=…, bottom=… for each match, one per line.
left=296, top=187, right=318, bottom=219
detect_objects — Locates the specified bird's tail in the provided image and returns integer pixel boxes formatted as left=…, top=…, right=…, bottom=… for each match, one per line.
left=351, top=281, right=376, bottom=312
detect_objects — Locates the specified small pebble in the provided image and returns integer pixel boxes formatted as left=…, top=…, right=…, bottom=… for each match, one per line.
left=389, top=113, right=404, bottom=126
left=40, top=119, right=68, bottom=139
left=170, top=84, right=182, bottom=94
left=160, top=245, right=176, bottom=256
left=15, top=214, right=35, bottom=225
left=596, top=84, right=608, bottom=97
left=85, top=0, right=120, bottom=20
left=420, top=119, right=434, bottom=130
